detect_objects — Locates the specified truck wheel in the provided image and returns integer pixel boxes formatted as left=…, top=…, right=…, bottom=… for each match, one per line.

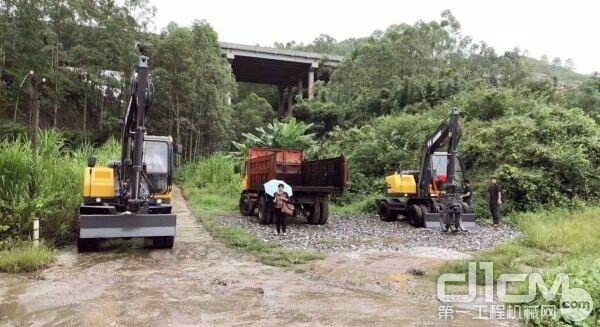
left=239, top=193, right=254, bottom=216
left=258, top=196, right=272, bottom=225
left=318, top=202, right=329, bottom=225
left=378, top=202, right=398, bottom=222
left=407, top=204, right=425, bottom=227
left=305, top=203, right=321, bottom=225
left=77, top=237, right=100, bottom=252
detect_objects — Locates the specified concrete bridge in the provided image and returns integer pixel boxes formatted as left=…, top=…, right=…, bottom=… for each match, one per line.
left=220, top=42, right=343, bottom=116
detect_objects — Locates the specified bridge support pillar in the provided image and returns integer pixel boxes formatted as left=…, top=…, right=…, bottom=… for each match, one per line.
left=286, top=86, right=293, bottom=116
left=297, top=78, right=304, bottom=100
left=308, top=69, right=315, bottom=100
left=278, top=87, right=285, bottom=117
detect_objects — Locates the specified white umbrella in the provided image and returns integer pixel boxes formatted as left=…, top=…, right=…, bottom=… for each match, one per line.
left=264, top=179, right=293, bottom=197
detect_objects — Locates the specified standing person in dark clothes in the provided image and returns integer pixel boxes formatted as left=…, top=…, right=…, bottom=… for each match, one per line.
left=462, top=179, right=472, bottom=208
left=488, top=176, right=502, bottom=227
left=273, top=184, right=289, bottom=236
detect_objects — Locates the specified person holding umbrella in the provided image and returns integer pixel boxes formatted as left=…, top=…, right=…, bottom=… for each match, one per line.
left=273, top=183, right=290, bottom=236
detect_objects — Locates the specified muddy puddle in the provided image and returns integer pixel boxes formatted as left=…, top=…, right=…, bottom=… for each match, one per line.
left=0, top=187, right=517, bottom=326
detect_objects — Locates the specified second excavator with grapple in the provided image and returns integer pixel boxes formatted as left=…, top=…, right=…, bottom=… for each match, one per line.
left=376, top=108, right=475, bottom=232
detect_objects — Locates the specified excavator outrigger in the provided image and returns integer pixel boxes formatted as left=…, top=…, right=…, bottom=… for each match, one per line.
left=376, top=108, right=475, bottom=232
left=77, top=55, right=181, bottom=251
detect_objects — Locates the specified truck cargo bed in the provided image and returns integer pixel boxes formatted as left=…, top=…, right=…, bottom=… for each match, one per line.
left=245, top=148, right=347, bottom=195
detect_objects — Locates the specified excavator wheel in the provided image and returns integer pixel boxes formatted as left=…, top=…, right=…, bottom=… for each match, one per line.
left=77, top=237, right=100, bottom=252
left=258, top=196, right=272, bottom=225
left=378, top=202, right=398, bottom=222
left=153, top=236, right=175, bottom=249
left=305, top=203, right=321, bottom=225
left=417, top=205, right=428, bottom=228
left=408, top=204, right=425, bottom=227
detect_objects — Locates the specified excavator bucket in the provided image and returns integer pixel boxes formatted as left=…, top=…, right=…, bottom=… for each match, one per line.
left=424, top=212, right=476, bottom=229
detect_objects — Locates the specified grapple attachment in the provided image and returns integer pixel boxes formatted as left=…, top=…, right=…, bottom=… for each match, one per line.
left=424, top=212, right=476, bottom=231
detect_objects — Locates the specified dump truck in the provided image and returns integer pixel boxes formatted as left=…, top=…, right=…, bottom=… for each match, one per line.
left=239, top=148, right=348, bottom=225
left=376, top=108, right=475, bottom=232
left=78, top=55, right=182, bottom=251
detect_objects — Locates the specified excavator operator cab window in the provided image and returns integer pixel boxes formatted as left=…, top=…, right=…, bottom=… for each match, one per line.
left=431, top=152, right=464, bottom=188
left=143, top=140, right=170, bottom=194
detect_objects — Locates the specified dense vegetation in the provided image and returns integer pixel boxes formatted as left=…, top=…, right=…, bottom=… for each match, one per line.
left=0, top=130, right=118, bottom=271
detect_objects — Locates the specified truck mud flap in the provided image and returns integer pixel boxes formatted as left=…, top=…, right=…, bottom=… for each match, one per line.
left=79, top=213, right=176, bottom=238
left=424, top=213, right=476, bottom=229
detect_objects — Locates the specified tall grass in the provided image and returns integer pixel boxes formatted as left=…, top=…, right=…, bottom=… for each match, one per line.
left=0, top=130, right=120, bottom=246
left=0, top=242, right=56, bottom=273
left=438, top=207, right=600, bottom=326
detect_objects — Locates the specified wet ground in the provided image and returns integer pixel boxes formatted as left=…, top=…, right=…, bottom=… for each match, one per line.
left=0, top=187, right=518, bottom=326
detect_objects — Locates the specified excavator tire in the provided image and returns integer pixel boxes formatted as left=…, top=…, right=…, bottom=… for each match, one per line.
left=77, top=237, right=100, bottom=252
left=408, top=204, right=425, bottom=227
left=378, top=202, right=398, bottom=222
left=417, top=205, right=428, bottom=228
left=153, top=236, right=175, bottom=249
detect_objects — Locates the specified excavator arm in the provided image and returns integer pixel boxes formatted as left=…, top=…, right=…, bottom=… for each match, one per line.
left=421, top=108, right=475, bottom=232
left=119, top=56, right=153, bottom=211
left=417, top=108, right=462, bottom=198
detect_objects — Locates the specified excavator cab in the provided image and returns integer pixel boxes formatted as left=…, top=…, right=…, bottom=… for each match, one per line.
left=143, top=136, right=173, bottom=198
left=430, top=152, right=464, bottom=195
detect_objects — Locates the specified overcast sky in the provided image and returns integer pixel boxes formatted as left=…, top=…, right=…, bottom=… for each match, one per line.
left=150, top=0, right=598, bottom=74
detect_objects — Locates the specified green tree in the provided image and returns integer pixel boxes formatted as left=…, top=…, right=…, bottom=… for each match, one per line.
left=231, top=93, right=275, bottom=139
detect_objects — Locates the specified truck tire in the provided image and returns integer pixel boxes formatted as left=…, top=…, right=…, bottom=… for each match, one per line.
left=77, top=237, right=100, bottom=252
left=318, top=201, right=329, bottom=225
left=239, top=193, right=254, bottom=216
left=258, top=196, right=272, bottom=225
left=378, top=202, right=398, bottom=222
left=305, top=203, right=321, bottom=225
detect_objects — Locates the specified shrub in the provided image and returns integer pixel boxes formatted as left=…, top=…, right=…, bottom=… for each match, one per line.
left=464, top=106, right=600, bottom=211
left=0, top=242, right=56, bottom=273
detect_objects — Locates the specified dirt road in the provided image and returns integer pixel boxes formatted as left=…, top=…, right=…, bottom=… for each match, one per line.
left=0, top=187, right=515, bottom=326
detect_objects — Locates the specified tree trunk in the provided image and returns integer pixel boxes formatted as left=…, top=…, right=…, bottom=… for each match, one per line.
left=195, top=127, right=201, bottom=159
left=31, top=88, right=40, bottom=152
left=83, top=87, right=87, bottom=135
left=175, top=94, right=181, bottom=167
left=99, top=87, right=103, bottom=127
left=187, top=129, right=193, bottom=162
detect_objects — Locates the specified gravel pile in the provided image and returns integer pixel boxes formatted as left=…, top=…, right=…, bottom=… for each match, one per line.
left=213, top=213, right=521, bottom=254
